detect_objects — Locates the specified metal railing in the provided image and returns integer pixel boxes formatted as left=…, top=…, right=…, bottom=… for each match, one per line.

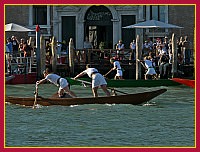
left=72, top=49, right=133, bottom=65
left=6, top=54, right=37, bottom=75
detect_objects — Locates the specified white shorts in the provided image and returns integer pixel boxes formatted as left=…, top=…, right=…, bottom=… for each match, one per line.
left=146, top=68, right=157, bottom=75
left=91, top=73, right=107, bottom=88
left=58, top=78, right=69, bottom=91
left=116, top=69, right=123, bottom=76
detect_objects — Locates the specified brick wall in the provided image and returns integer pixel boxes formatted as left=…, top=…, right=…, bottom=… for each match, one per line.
left=168, top=5, right=195, bottom=47
left=5, top=5, right=195, bottom=50
left=5, top=5, right=30, bottom=41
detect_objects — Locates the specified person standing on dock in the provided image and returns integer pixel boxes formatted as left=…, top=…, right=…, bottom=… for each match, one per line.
left=83, top=36, right=93, bottom=63
left=56, top=40, right=62, bottom=64
left=129, top=39, right=136, bottom=65
left=158, top=52, right=170, bottom=79
left=116, top=40, right=125, bottom=60
left=73, top=64, right=110, bottom=97
left=36, top=68, right=77, bottom=98
left=182, top=36, right=191, bottom=65
left=11, top=36, right=19, bottom=57
left=6, top=37, right=13, bottom=56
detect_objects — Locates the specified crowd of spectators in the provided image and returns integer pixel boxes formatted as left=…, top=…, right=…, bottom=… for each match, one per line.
left=140, top=36, right=191, bottom=78
left=113, top=36, right=192, bottom=79
left=5, top=35, right=192, bottom=79
left=5, top=35, right=34, bottom=74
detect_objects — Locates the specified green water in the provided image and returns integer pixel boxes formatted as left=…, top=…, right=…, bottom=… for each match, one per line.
left=5, top=84, right=195, bottom=147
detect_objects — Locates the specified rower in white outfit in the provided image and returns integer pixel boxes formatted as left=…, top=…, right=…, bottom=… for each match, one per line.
left=36, top=68, right=77, bottom=98
left=73, top=64, right=110, bottom=97
left=109, top=58, right=123, bottom=80
left=137, top=56, right=157, bottom=80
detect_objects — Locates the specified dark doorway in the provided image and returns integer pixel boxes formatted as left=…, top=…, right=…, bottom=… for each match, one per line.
left=121, top=15, right=136, bottom=49
left=62, top=16, right=76, bottom=48
left=85, top=6, right=113, bottom=49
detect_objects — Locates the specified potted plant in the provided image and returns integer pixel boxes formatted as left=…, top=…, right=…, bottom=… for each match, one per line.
left=99, top=41, right=105, bottom=51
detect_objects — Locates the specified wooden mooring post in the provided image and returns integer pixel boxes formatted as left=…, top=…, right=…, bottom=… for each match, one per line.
left=51, top=36, right=57, bottom=73
left=171, top=33, right=178, bottom=78
left=69, top=38, right=75, bottom=76
left=40, top=35, right=46, bottom=74
left=136, top=35, right=142, bottom=80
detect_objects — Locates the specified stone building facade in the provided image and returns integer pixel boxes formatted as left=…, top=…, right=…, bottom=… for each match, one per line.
left=5, top=5, right=195, bottom=49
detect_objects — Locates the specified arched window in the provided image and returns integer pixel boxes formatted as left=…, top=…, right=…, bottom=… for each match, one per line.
left=84, top=6, right=113, bottom=49
left=85, top=5, right=112, bottom=26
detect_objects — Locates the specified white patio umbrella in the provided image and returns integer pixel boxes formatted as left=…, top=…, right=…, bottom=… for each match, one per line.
left=123, top=20, right=183, bottom=29
left=5, top=23, right=34, bottom=32
left=123, top=20, right=183, bottom=41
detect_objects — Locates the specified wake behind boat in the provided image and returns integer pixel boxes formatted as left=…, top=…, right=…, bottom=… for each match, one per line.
left=5, top=89, right=167, bottom=107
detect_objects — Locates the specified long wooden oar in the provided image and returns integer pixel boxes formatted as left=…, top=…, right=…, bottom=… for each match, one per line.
left=32, top=83, right=38, bottom=109
left=51, top=92, right=72, bottom=98
left=72, top=78, right=128, bottom=95
left=104, top=69, right=113, bottom=77
left=137, top=59, right=147, bottom=70
left=108, top=88, right=128, bottom=95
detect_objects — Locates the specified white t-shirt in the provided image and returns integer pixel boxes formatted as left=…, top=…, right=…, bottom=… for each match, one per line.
left=145, top=60, right=156, bottom=75
left=83, top=68, right=98, bottom=78
left=45, top=73, right=60, bottom=86
left=116, top=43, right=124, bottom=49
left=144, top=60, right=153, bottom=68
left=130, top=42, right=136, bottom=50
left=84, top=41, right=93, bottom=49
left=114, top=61, right=121, bottom=70
left=56, top=43, right=62, bottom=55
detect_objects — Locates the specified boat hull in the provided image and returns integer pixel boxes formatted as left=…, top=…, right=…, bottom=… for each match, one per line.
left=171, top=78, right=195, bottom=88
left=6, top=73, right=37, bottom=84
left=5, top=89, right=167, bottom=107
left=5, top=75, right=15, bottom=82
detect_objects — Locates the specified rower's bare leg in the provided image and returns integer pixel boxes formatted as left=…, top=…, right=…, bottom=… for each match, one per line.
left=101, top=85, right=111, bottom=96
left=115, top=76, right=121, bottom=80
left=145, top=74, right=148, bottom=80
left=153, top=74, right=158, bottom=80
left=63, top=86, right=77, bottom=98
left=120, top=76, right=124, bottom=80
left=58, top=89, right=64, bottom=97
left=92, top=87, right=98, bottom=97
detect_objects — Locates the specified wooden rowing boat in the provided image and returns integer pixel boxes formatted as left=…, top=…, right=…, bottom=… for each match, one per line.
left=67, top=77, right=180, bottom=87
left=171, top=78, right=195, bottom=88
left=5, top=89, right=167, bottom=107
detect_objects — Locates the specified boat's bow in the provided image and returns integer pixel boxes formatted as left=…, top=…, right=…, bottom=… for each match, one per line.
left=171, top=78, right=195, bottom=88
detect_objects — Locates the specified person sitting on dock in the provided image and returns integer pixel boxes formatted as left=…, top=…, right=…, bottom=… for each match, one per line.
left=115, top=40, right=125, bottom=60
left=137, top=56, right=157, bottom=80
left=73, top=64, right=110, bottom=98
left=83, top=36, right=93, bottom=63
left=129, top=39, right=136, bottom=65
left=36, top=68, right=77, bottom=98
left=106, top=58, right=123, bottom=80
